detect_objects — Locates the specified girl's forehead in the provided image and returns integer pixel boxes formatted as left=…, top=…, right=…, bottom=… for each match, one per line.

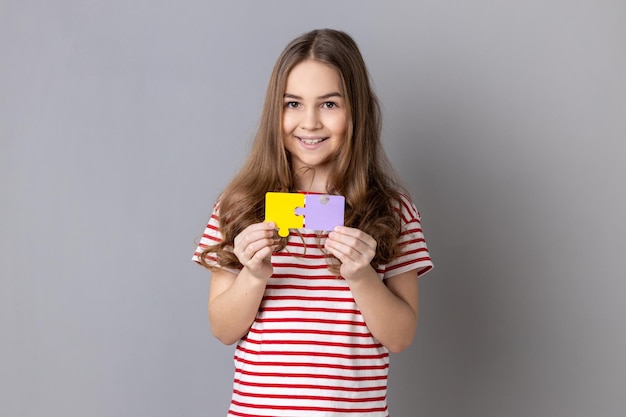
left=285, top=60, right=342, bottom=95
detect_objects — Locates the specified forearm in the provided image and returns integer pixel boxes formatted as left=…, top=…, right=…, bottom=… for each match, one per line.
left=347, top=267, right=418, bottom=353
left=208, top=268, right=268, bottom=345
left=208, top=221, right=277, bottom=345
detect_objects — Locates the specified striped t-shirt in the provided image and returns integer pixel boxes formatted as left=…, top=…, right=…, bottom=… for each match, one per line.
left=193, top=194, right=433, bottom=416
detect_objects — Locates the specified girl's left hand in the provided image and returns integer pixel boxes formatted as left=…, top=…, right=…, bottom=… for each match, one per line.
left=324, top=226, right=377, bottom=280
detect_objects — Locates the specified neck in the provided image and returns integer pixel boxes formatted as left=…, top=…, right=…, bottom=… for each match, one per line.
left=293, top=166, right=330, bottom=193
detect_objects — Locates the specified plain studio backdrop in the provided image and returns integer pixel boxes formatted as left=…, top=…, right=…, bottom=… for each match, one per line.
left=1, top=1, right=625, bottom=416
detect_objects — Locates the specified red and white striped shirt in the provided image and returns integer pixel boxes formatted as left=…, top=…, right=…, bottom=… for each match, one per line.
left=193, top=194, right=433, bottom=416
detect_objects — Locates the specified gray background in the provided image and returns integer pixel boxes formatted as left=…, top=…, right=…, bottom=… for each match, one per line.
left=2, top=1, right=625, bottom=416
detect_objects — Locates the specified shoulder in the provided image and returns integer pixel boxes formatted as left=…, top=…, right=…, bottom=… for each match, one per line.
left=393, top=192, right=422, bottom=224
left=383, top=193, right=433, bottom=278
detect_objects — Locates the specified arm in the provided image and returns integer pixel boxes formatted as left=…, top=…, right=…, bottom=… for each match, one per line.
left=208, top=222, right=277, bottom=345
left=345, top=268, right=418, bottom=353
left=325, top=226, right=419, bottom=353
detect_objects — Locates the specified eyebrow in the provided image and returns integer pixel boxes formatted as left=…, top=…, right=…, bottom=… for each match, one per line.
left=284, top=92, right=343, bottom=100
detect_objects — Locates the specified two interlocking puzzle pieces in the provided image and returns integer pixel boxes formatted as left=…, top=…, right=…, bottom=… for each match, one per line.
left=265, top=192, right=345, bottom=237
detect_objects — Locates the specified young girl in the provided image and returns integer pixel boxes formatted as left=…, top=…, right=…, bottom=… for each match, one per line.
left=193, top=29, right=433, bottom=417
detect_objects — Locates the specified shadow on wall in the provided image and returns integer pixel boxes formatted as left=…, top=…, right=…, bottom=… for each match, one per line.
left=386, top=86, right=574, bottom=415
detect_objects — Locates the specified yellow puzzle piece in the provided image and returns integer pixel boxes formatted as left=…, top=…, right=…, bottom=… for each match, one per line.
left=265, top=192, right=305, bottom=237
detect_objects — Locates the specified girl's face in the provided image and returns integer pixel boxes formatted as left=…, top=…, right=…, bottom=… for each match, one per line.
left=282, top=59, right=347, bottom=182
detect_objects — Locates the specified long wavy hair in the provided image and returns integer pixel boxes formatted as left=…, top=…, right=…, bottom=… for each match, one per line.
left=200, top=29, right=405, bottom=271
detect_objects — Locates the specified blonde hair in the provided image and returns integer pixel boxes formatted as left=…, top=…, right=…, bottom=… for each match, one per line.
left=200, top=29, right=405, bottom=270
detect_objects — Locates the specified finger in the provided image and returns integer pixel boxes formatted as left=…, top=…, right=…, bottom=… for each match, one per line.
left=325, top=238, right=369, bottom=264
left=246, top=236, right=276, bottom=257
left=236, top=223, right=276, bottom=247
left=236, top=230, right=275, bottom=256
left=328, top=232, right=376, bottom=257
left=238, top=221, right=276, bottom=239
left=324, top=239, right=352, bottom=262
left=327, top=234, right=377, bottom=267
left=233, top=238, right=276, bottom=265
left=247, top=244, right=274, bottom=267
left=330, top=226, right=377, bottom=248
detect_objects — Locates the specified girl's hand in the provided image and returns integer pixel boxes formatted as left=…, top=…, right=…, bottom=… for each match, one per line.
left=233, top=222, right=277, bottom=280
left=324, top=226, right=377, bottom=280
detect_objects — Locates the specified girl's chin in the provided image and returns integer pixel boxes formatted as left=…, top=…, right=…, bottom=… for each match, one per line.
left=291, top=158, right=333, bottom=172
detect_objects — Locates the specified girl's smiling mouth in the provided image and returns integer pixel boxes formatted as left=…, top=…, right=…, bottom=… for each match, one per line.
left=296, top=136, right=328, bottom=145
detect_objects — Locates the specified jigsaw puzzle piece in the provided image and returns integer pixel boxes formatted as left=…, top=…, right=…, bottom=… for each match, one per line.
left=295, top=194, right=345, bottom=231
left=264, top=192, right=305, bottom=237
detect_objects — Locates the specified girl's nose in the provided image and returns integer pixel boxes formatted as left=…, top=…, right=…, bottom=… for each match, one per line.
left=301, top=108, right=322, bottom=130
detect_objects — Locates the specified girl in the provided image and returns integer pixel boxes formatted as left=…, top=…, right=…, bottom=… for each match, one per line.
left=193, top=29, right=433, bottom=417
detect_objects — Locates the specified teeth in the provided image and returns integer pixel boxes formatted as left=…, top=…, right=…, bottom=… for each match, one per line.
left=299, top=137, right=325, bottom=145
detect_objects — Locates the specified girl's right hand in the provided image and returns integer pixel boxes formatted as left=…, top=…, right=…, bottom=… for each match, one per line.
left=232, top=222, right=277, bottom=280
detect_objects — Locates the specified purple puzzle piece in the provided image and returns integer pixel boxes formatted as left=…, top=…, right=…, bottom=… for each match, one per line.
left=295, top=195, right=345, bottom=231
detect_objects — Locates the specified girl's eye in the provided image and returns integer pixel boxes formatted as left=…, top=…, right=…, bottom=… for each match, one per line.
left=285, top=102, right=300, bottom=109
left=322, top=102, right=337, bottom=109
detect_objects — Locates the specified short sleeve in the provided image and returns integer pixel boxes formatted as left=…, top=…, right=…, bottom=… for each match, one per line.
left=192, top=201, right=241, bottom=275
left=381, top=194, right=434, bottom=279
